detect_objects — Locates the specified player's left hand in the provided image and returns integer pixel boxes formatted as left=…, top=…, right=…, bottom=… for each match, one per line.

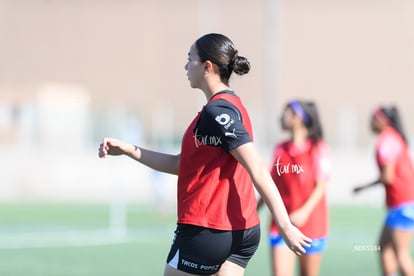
left=281, top=223, right=312, bottom=256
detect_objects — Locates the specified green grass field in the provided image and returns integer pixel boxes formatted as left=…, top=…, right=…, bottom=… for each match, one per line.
left=0, top=203, right=402, bottom=275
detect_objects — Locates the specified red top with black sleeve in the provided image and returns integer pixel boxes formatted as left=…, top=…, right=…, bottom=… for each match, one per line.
left=176, top=91, right=260, bottom=231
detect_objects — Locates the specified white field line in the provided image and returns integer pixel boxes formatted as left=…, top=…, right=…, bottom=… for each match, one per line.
left=0, top=228, right=169, bottom=250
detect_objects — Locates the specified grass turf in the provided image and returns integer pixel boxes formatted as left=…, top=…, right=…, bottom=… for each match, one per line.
left=0, top=203, right=398, bottom=275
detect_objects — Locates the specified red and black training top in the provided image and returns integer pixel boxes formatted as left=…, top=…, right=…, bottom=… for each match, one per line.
left=176, top=90, right=260, bottom=231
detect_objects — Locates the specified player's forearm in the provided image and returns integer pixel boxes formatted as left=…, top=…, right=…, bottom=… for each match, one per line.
left=231, top=143, right=291, bottom=229
left=362, top=179, right=382, bottom=189
left=300, top=180, right=327, bottom=217
left=379, top=164, right=395, bottom=185
left=253, top=168, right=291, bottom=230
left=126, top=145, right=180, bottom=175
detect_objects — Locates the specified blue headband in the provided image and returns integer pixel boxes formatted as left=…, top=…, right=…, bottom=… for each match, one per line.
left=289, top=100, right=310, bottom=124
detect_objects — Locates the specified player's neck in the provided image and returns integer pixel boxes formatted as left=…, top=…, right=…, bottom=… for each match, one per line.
left=291, top=126, right=308, bottom=145
left=203, top=82, right=231, bottom=100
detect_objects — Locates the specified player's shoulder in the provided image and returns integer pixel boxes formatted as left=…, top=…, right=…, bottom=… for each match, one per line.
left=207, top=91, right=238, bottom=106
left=312, top=140, right=330, bottom=156
left=204, top=97, right=240, bottom=119
left=378, top=127, right=404, bottom=147
left=206, top=99, right=234, bottom=109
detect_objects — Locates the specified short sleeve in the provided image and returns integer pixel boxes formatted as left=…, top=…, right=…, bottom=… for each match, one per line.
left=194, top=99, right=251, bottom=152
left=377, top=133, right=403, bottom=165
left=312, top=142, right=332, bottom=182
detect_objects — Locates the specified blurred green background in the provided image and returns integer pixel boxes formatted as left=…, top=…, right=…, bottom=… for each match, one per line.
left=0, top=203, right=393, bottom=275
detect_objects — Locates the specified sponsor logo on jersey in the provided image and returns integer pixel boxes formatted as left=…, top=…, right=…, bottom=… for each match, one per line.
left=224, top=128, right=237, bottom=138
left=215, top=113, right=235, bottom=130
left=274, top=156, right=305, bottom=176
left=193, top=128, right=222, bottom=148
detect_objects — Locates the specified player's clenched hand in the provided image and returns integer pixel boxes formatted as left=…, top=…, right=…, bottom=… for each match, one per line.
left=281, top=224, right=312, bottom=256
left=98, top=138, right=132, bottom=158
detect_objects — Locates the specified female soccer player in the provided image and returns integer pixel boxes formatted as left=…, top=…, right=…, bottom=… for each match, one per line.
left=258, top=100, right=331, bottom=276
left=353, top=106, right=414, bottom=276
left=99, top=33, right=311, bottom=276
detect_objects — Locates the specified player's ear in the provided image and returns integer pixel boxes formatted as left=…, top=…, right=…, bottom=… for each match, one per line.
left=203, top=60, right=214, bottom=73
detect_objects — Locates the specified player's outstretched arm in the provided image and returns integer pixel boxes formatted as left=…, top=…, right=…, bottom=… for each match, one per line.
left=353, top=164, right=395, bottom=194
left=230, top=142, right=312, bottom=256
left=99, top=137, right=180, bottom=175
left=352, top=179, right=381, bottom=194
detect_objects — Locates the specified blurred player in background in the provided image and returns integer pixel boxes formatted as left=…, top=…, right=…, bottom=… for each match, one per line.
left=99, top=33, right=311, bottom=276
left=353, top=106, right=414, bottom=276
left=258, top=100, right=331, bottom=276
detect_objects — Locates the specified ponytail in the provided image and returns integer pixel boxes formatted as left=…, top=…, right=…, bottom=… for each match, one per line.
left=380, top=106, right=408, bottom=143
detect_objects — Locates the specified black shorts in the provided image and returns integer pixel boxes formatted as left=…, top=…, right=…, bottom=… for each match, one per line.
left=166, top=223, right=260, bottom=275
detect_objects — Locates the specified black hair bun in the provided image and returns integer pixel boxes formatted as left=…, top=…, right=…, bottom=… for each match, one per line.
left=231, top=56, right=250, bottom=75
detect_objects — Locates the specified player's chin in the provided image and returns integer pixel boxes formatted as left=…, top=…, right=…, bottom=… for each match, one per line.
left=187, top=79, right=199, bottom=89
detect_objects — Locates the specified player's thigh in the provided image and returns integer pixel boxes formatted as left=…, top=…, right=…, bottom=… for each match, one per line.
left=391, top=228, right=414, bottom=255
left=299, top=253, right=323, bottom=276
left=164, top=261, right=246, bottom=276
left=164, top=264, right=200, bottom=276
left=217, top=260, right=245, bottom=276
left=379, top=224, right=393, bottom=248
left=271, top=246, right=296, bottom=276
